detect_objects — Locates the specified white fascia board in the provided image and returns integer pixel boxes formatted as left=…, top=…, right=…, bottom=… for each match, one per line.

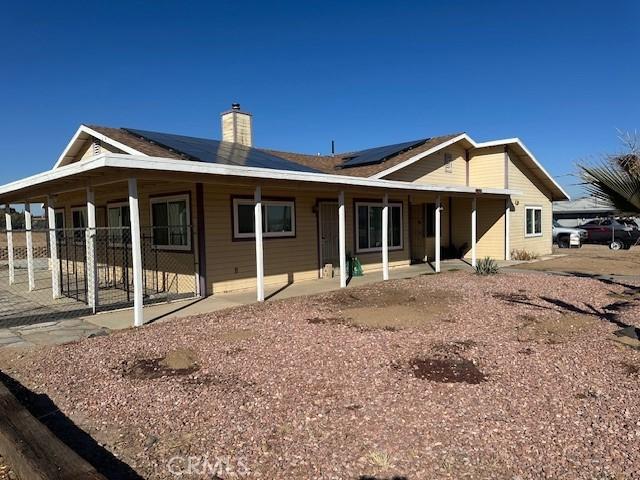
left=53, top=125, right=147, bottom=169
left=370, top=133, right=475, bottom=179
left=0, top=153, right=520, bottom=200
left=102, top=153, right=518, bottom=196
left=0, top=157, right=109, bottom=196
left=474, top=138, right=570, bottom=201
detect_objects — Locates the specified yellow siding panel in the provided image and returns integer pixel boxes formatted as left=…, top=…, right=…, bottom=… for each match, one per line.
left=469, top=146, right=506, bottom=189
left=508, top=153, right=553, bottom=256
left=384, top=144, right=467, bottom=186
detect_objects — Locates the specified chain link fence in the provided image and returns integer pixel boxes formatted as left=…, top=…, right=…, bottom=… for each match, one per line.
left=0, top=226, right=198, bottom=328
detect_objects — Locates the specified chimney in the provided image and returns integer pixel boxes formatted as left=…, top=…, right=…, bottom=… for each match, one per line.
left=221, top=103, right=253, bottom=147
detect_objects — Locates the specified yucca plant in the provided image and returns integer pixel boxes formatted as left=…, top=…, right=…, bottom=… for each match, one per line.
left=475, top=257, right=499, bottom=275
left=578, top=131, right=640, bottom=215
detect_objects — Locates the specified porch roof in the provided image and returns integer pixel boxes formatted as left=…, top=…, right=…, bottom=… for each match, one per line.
left=0, top=153, right=520, bottom=204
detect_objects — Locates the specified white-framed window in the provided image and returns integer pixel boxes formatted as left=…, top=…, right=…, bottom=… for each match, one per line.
left=107, top=202, right=131, bottom=245
left=150, top=194, right=191, bottom=250
left=444, top=152, right=453, bottom=173
left=525, top=206, right=543, bottom=237
left=70, top=206, right=86, bottom=243
left=355, top=201, right=403, bottom=253
left=233, top=198, right=295, bottom=239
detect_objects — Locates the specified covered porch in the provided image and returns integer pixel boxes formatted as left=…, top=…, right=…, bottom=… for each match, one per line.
left=0, top=153, right=518, bottom=328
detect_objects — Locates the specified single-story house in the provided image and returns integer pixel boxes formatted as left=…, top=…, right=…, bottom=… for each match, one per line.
left=0, top=104, right=569, bottom=326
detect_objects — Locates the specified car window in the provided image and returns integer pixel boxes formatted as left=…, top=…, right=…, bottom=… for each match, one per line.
left=601, top=220, right=611, bottom=225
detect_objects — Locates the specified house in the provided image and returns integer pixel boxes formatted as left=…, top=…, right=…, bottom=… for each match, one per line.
left=0, top=104, right=569, bottom=326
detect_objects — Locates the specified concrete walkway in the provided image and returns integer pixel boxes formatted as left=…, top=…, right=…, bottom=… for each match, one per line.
left=0, top=258, right=527, bottom=348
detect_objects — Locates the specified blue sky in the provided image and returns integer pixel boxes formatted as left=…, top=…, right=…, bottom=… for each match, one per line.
left=1, top=0, right=638, bottom=198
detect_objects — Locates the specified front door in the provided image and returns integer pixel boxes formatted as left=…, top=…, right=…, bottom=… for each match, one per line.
left=319, top=202, right=339, bottom=275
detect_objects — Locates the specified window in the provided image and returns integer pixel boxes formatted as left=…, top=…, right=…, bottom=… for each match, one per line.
left=150, top=195, right=191, bottom=250
left=444, top=152, right=453, bottom=173
left=425, top=203, right=436, bottom=237
left=233, top=198, right=295, bottom=239
left=107, top=203, right=131, bottom=245
left=355, top=202, right=402, bottom=252
left=71, top=207, right=86, bottom=243
left=525, top=206, right=543, bottom=237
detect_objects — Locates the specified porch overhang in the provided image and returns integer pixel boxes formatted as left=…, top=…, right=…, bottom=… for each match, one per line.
left=0, top=153, right=521, bottom=203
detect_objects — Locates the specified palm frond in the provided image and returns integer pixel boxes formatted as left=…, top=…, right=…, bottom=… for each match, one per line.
left=578, top=160, right=640, bottom=214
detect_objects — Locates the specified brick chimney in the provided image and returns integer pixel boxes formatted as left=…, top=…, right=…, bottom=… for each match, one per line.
left=221, top=103, right=253, bottom=147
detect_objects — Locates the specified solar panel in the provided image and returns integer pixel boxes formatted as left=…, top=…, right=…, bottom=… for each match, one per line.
left=124, top=128, right=321, bottom=173
left=341, top=138, right=430, bottom=168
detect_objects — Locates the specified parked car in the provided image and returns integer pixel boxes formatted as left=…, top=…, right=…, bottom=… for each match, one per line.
left=552, top=221, right=587, bottom=248
left=579, top=218, right=640, bottom=250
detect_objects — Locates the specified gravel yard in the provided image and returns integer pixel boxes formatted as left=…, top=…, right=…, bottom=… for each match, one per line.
left=517, top=244, right=640, bottom=277
left=1, top=271, right=639, bottom=479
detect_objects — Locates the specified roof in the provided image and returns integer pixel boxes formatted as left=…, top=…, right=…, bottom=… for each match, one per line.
left=553, top=197, right=615, bottom=213
left=262, top=134, right=462, bottom=177
left=52, top=124, right=569, bottom=201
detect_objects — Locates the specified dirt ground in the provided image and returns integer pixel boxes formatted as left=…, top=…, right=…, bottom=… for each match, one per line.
left=516, top=244, right=640, bottom=276
left=0, top=271, right=639, bottom=479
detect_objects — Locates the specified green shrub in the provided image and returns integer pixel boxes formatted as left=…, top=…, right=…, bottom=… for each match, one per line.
left=475, top=257, right=499, bottom=275
left=510, top=249, right=539, bottom=261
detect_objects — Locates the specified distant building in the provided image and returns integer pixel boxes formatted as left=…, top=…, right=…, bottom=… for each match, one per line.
left=553, top=197, right=617, bottom=227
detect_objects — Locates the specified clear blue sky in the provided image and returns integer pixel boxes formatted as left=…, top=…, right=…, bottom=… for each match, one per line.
left=1, top=0, right=638, bottom=198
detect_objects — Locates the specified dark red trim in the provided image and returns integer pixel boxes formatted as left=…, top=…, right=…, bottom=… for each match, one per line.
left=229, top=194, right=297, bottom=242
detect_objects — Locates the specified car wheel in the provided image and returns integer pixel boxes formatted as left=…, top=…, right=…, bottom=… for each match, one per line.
left=557, top=236, right=570, bottom=248
left=610, top=240, right=624, bottom=250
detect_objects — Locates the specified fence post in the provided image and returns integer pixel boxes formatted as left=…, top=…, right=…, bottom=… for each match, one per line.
left=46, top=197, right=61, bottom=299
left=24, top=203, right=35, bottom=291
left=128, top=178, right=144, bottom=327
left=4, top=209, right=15, bottom=285
left=86, top=189, right=98, bottom=313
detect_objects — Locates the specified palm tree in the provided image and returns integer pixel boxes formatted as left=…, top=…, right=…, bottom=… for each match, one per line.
left=578, top=132, right=640, bottom=214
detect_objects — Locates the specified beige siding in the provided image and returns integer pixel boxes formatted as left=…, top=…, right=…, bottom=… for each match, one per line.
left=508, top=153, right=553, bottom=256
left=469, top=146, right=506, bottom=189
left=448, top=197, right=506, bottom=260
left=384, top=144, right=468, bottom=186
left=78, top=139, right=123, bottom=161
left=203, top=186, right=412, bottom=294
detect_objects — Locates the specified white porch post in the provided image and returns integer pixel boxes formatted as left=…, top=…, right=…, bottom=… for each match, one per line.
left=254, top=186, right=265, bottom=302
left=382, top=193, right=389, bottom=281
left=46, top=197, right=61, bottom=298
left=505, top=199, right=511, bottom=261
left=128, top=178, right=144, bottom=327
left=86, top=188, right=98, bottom=312
left=471, top=197, right=477, bottom=268
left=338, top=191, right=346, bottom=288
left=435, top=195, right=441, bottom=273
left=24, top=203, right=35, bottom=291
left=4, top=208, right=15, bottom=285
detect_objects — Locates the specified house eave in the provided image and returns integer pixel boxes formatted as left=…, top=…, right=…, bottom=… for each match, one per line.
left=0, top=153, right=520, bottom=204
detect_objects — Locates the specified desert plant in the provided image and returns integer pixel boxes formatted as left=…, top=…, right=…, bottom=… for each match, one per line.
left=577, top=131, right=640, bottom=215
left=367, top=450, right=393, bottom=469
left=475, top=257, right=499, bottom=275
left=510, top=249, right=539, bottom=261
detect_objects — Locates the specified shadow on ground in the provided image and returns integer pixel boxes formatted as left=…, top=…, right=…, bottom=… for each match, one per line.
left=496, top=272, right=640, bottom=337
left=0, top=371, right=142, bottom=479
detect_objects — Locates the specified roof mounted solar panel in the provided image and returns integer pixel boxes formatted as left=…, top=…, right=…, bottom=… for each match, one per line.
left=124, top=128, right=321, bottom=173
left=341, top=138, right=430, bottom=168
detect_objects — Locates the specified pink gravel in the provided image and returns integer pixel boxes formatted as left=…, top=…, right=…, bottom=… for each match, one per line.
left=2, top=271, right=640, bottom=479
